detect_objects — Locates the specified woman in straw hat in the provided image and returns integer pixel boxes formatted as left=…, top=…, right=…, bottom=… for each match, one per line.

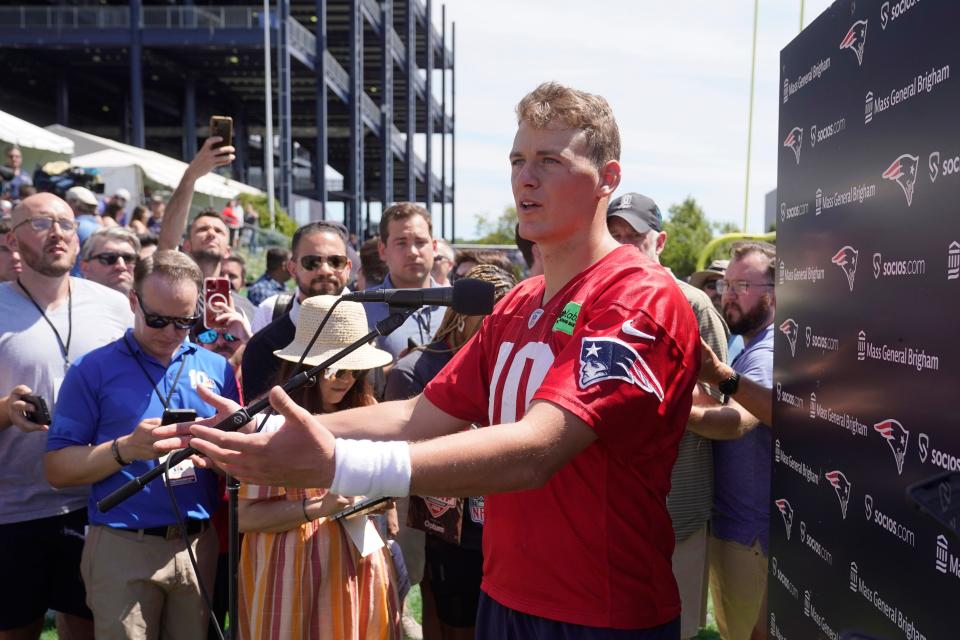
left=236, top=295, right=400, bottom=640
left=384, top=264, right=516, bottom=640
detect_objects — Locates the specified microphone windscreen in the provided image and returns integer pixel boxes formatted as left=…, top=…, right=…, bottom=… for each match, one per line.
left=452, top=278, right=496, bottom=315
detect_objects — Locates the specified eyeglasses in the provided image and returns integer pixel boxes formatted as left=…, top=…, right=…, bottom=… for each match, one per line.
left=715, top=280, right=775, bottom=295
left=196, top=328, right=239, bottom=344
left=299, top=254, right=349, bottom=271
left=322, top=368, right=360, bottom=381
left=135, top=292, right=201, bottom=330
left=91, top=252, right=138, bottom=267
left=13, top=216, right=77, bottom=234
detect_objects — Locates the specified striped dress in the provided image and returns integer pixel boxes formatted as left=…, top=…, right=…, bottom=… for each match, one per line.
left=238, top=481, right=401, bottom=640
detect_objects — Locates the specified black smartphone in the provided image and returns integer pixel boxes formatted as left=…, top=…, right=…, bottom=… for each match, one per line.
left=161, top=408, right=198, bottom=426
left=209, top=115, right=233, bottom=149
left=907, top=471, right=960, bottom=540
left=22, top=394, right=51, bottom=425
left=331, top=496, right=391, bottom=521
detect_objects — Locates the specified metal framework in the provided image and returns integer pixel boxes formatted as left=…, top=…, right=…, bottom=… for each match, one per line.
left=0, top=1, right=455, bottom=240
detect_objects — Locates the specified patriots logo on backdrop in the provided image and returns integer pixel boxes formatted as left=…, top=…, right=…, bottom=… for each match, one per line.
left=840, top=19, right=868, bottom=66
left=832, top=246, right=859, bottom=292
left=578, top=336, right=664, bottom=401
left=882, top=153, right=919, bottom=206
left=779, top=318, right=799, bottom=356
left=775, top=499, right=795, bottom=540
left=826, top=470, right=852, bottom=519
left=784, top=127, right=803, bottom=164
left=874, top=419, right=909, bottom=475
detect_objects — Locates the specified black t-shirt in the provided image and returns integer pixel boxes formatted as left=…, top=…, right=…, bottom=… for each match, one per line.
left=241, top=313, right=295, bottom=402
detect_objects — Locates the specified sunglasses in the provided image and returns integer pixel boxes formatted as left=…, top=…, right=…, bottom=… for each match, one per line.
left=13, top=216, right=77, bottom=234
left=136, top=292, right=201, bottom=330
left=322, top=368, right=361, bottom=381
left=300, top=254, right=349, bottom=271
left=91, top=252, right=138, bottom=267
left=196, top=329, right=239, bottom=344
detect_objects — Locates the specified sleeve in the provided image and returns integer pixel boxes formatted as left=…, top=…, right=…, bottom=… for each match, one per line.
left=735, top=339, right=773, bottom=389
left=533, top=303, right=693, bottom=454
left=46, top=360, right=102, bottom=451
left=423, top=324, right=493, bottom=425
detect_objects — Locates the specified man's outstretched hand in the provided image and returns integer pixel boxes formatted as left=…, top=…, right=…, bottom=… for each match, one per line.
left=154, top=386, right=337, bottom=488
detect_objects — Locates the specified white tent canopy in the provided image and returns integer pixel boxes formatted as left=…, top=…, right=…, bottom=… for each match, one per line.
left=0, top=111, right=74, bottom=155
left=48, top=124, right=261, bottom=206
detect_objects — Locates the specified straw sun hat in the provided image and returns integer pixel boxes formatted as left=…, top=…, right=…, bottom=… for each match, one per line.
left=273, top=295, right=392, bottom=370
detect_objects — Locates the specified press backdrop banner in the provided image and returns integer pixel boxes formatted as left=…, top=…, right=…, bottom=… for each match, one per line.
left=773, top=1, right=957, bottom=638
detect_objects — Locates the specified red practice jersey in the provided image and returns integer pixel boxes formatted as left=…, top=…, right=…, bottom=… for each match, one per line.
left=424, top=244, right=701, bottom=630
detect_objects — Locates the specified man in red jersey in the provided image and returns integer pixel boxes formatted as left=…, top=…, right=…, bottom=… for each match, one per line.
left=157, top=82, right=700, bottom=639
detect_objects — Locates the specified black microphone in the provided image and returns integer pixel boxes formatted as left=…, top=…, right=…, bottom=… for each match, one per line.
left=342, top=278, right=495, bottom=315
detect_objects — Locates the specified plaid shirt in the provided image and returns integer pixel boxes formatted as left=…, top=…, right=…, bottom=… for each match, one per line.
left=246, top=274, right=287, bottom=306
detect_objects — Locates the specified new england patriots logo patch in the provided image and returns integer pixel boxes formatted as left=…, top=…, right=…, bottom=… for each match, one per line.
left=578, top=336, right=664, bottom=401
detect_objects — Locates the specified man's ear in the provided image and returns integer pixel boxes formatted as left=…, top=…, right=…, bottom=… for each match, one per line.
left=598, top=160, right=622, bottom=198
left=655, top=231, right=668, bottom=257
left=378, top=239, right=387, bottom=262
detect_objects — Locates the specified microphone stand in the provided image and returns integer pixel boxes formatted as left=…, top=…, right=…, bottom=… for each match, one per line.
left=98, top=307, right=417, bottom=639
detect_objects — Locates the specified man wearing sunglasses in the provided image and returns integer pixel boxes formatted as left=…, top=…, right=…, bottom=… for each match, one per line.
left=243, top=221, right=353, bottom=400
left=0, top=193, right=133, bottom=640
left=45, top=250, right=240, bottom=639
left=686, top=241, right=776, bottom=640
left=79, top=226, right=141, bottom=295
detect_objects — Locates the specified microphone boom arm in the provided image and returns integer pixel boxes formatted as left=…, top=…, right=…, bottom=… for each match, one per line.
left=97, top=308, right=416, bottom=513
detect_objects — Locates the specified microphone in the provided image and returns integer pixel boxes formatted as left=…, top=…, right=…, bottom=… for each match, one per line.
left=342, top=278, right=495, bottom=315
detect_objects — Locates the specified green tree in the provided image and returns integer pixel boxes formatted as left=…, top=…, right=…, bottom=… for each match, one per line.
left=473, top=206, right=518, bottom=244
left=659, top=197, right=714, bottom=279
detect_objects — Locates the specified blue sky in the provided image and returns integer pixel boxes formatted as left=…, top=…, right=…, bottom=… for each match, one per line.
left=432, top=0, right=834, bottom=238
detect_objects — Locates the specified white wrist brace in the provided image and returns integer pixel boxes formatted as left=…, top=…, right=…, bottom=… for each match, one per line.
left=330, top=439, right=412, bottom=498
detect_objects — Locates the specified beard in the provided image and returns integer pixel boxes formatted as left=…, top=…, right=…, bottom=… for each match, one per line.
left=18, top=239, right=74, bottom=278
left=299, top=275, right=344, bottom=298
left=724, top=295, right=773, bottom=336
left=191, top=247, right=224, bottom=266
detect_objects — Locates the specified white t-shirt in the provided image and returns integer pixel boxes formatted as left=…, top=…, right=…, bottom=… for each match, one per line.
left=0, top=278, right=133, bottom=524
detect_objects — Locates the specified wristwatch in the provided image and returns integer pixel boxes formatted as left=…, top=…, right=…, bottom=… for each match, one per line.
left=718, top=371, right=741, bottom=397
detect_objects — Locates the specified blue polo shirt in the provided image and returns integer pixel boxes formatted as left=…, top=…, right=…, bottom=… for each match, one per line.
left=47, top=329, right=241, bottom=529
left=711, top=322, right=774, bottom=553
left=361, top=273, right=447, bottom=360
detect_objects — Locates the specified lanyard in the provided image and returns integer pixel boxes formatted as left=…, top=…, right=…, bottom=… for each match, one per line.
left=17, top=278, right=72, bottom=367
left=123, top=335, right=190, bottom=410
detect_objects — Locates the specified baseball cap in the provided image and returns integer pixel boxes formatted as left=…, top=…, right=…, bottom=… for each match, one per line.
left=689, top=259, right=730, bottom=289
left=607, top=192, right=662, bottom=233
left=114, top=187, right=131, bottom=201
left=65, top=186, right=99, bottom=208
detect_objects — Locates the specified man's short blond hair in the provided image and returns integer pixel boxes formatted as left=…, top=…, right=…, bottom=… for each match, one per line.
left=515, top=82, right=621, bottom=170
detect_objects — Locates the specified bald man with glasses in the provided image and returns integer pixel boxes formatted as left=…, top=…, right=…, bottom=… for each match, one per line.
left=0, top=193, right=132, bottom=640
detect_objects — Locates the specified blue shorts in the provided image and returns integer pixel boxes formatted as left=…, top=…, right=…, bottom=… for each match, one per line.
left=476, top=592, right=680, bottom=640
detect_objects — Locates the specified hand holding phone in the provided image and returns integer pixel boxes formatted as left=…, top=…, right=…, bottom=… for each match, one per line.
left=204, top=277, right=232, bottom=329
left=209, top=116, right=233, bottom=150
left=22, top=394, right=51, bottom=426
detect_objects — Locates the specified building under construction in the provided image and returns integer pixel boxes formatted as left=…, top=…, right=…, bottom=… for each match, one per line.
left=0, top=0, right=456, bottom=239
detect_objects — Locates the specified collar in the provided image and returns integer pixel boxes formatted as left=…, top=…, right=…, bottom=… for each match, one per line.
left=125, top=328, right=196, bottom=367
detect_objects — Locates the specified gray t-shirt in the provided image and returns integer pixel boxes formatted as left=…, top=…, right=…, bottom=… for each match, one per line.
left=0, top=278, right=133, bottom=524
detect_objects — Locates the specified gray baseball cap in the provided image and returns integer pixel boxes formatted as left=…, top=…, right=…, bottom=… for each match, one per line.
left=606, top=192, right=662, bottom=233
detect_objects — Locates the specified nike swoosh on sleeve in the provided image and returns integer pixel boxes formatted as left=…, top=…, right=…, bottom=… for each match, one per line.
left=621, top=321, right=656, bottom=341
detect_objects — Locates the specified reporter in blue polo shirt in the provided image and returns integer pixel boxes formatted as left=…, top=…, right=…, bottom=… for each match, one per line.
left=44, top=250, right=240, bottom=639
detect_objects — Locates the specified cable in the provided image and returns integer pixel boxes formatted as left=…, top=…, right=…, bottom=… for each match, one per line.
left=163, top=454, right=226, bottom=640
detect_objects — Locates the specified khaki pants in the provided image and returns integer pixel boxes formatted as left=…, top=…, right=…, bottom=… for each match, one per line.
left=672, top=525, right=709, bottom=639
left=708, top=535, right=767, bottom=640
left=80, top=524, right=218, bottom=640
